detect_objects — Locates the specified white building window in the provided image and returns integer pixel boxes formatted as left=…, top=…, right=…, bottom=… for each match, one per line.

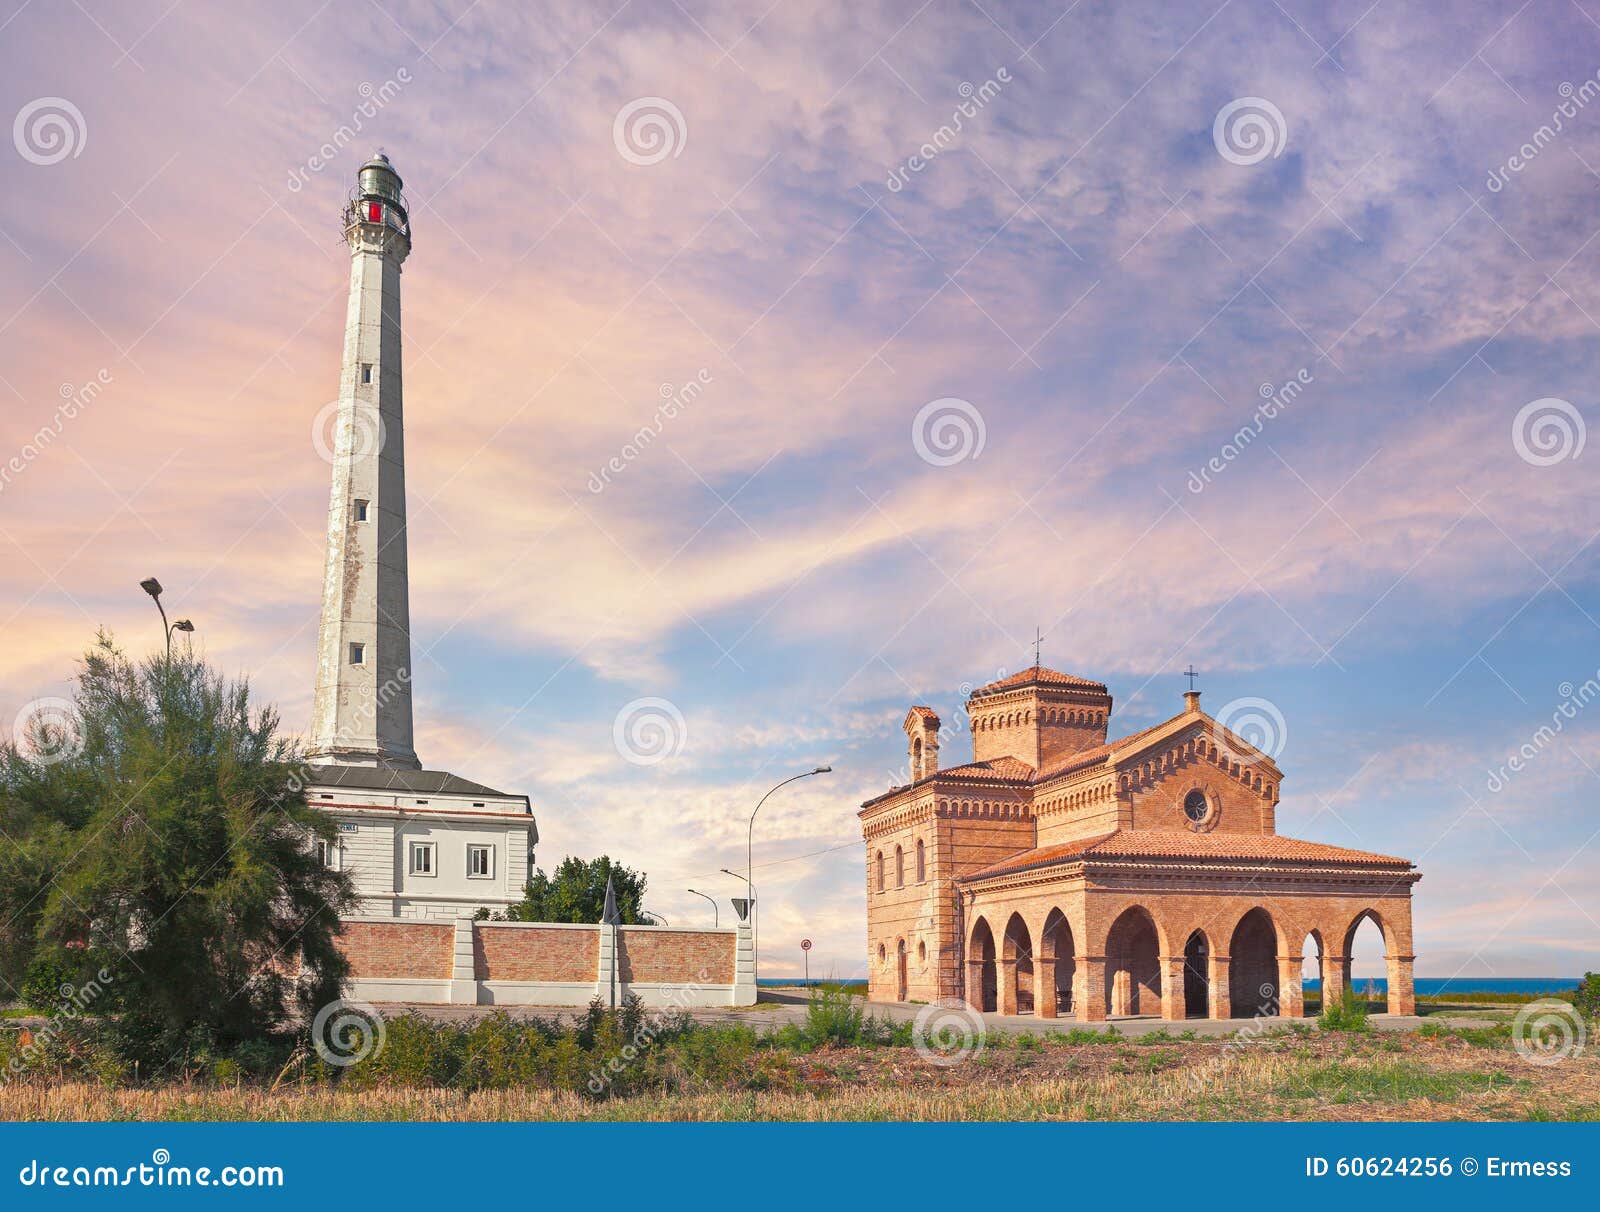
left=409, top=841, right=435, bottom=876
left=349, top=642, right=365, bottom=665
left=360, top=363, right=373, bottom=384
left=467, top=844, right=494, bottom=879
left=315, top=839, right=336, bottom=868
left=355, top=499, right=369, bottom=522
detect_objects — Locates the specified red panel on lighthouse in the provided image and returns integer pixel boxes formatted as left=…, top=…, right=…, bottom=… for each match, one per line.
left=367, top=202, right=383, bottom=223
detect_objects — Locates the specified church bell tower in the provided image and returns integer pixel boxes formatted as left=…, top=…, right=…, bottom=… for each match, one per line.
left=307, top=152, right=420, bottom=769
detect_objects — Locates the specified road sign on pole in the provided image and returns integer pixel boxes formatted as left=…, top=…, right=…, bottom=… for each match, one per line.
left=801, top=938, right=812, bottom=986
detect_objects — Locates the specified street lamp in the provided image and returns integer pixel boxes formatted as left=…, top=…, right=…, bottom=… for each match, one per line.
left=139, top=577, right=195, bottom=660
left=686, top=888, right=718, bottom=928
left=745, top=765, right=832, bottom=984
left=720, top=867, right=753, bottom=926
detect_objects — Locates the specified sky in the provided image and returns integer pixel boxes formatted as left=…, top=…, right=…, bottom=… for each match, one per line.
left=1, top=0, right=1597, bottom=981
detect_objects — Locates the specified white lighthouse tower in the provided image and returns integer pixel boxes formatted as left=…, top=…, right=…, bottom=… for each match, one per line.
left=307, top=151, right=419, bottom=769
left=305, top=154, right=536, bottom=921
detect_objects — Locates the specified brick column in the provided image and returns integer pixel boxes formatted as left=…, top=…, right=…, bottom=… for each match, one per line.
left=964, top=959, right=985, bottom=1012
left=1277, top=954, right=1304, bottom=1018
left=1160, top=957, right=1187, bottom=1022
left=998, top=958, right=1018, bottom=1016
left=1387, top=954, right=1416, bottom=1015
left=1208, top=953, right=1231, bottom=1020
left=1036, top=956, right=1058, bottom=1019
left=1077, top=957, right=1107, bottom=1022
left=1322, top=953, right=1350, bottom=1007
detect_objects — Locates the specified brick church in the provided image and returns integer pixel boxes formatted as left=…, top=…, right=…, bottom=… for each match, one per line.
left=859, top=667, right=1419, bottom=1020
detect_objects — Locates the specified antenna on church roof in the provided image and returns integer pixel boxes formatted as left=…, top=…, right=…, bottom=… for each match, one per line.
left=1033, top=626, right=1044, bottom=670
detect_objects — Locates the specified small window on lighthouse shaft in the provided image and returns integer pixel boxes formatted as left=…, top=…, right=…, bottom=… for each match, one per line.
left=360, top=363, right=372, bottom=384
left=355, top=499, right=369, bottom=522
left=349, top=642, right=365, bottom=665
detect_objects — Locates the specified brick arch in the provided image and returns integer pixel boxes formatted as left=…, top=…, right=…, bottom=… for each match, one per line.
left=1228, top=906, right=1282, bottom=1017
left=1104, top=905, right=1164, bottom=1016
left=1178, top=927, right=1213, bottom=1018
left=1002, top=912, right=1035, bottom=1015
left=1341, top=907, right=1396, bottom=956
left=1340, top=908, right=1397, bottom=1013
left=1041, top=907, right=1076, bottom=1016
left=967, top=916, right=998, bottom=1013
left=1299, top=929, right=1326, bottom=1017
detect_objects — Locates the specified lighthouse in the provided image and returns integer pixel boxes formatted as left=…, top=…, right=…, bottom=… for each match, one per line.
left=307, top=151, right=419, bottom=769
left=304, top=154, right=537, bottom=921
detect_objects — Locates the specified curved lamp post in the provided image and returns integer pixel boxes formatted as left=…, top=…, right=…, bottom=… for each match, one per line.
left=686, top=888, right=718, bottom=928
left=745, top=765, right=832, bottom=983
left=719, top=867, right=753, bottom=925
left=139, top=577, right=194, bottom=660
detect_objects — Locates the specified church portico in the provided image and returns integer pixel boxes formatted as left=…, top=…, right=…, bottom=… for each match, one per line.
left=862, top=667, right=1421, bottom=1021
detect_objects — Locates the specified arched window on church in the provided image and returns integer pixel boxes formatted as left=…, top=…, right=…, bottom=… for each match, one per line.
left=894, top=845, right=905, bottom=888
left=875, top=850, right=885, bottom=893
left=915, top=839, right=926, bottom=882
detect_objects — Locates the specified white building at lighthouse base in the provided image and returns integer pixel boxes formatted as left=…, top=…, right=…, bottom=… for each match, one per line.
left=306, top=764, right=537, bottom=921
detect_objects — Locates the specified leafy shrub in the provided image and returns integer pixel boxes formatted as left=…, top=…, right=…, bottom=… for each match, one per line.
left=1318, top=987, right=1371, bottom=1032
left=804, top=983, right=865, bottom=1046
left=1574, top=973, right=1600, bottom=1021
left=19, top=956, right=76, bottom=1012
left=325, top=1000, right=772, bottom=1101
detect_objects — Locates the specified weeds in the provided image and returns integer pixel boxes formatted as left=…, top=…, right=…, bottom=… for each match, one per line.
left=1318, top=988, right=1371, bottom=1033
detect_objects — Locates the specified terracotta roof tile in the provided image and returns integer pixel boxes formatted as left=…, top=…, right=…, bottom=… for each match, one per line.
left=971, top=667, right=1108, bottom=697
left=1034, top=719, right=1171, bottom=781
left=963, top=833, right=1116, bottom=880
left=1089, top=831, right=1411, bottom=865
left=935, top=756, right=1036, bottom=782
left=962, top=830, right=1411, bottom=882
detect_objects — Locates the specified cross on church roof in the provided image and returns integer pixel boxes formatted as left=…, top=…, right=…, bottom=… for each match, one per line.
left=1184, top=664, right=1200, bottom=692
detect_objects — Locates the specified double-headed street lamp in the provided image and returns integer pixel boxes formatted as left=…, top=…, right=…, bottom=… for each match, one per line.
left=743, top=765, right=832, bottom=983
left=139, top=577, right=194, bottom=660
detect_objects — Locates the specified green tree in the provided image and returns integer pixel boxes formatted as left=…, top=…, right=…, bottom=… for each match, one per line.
left=1575, top=972, right=1600, bottom=1021
left=507, top=855, right=650, bottom=924
left=0, top=634, right=355, bottom=1059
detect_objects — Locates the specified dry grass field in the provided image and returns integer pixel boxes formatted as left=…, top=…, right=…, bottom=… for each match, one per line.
left=3, top=1023, right=1596, bottom=1122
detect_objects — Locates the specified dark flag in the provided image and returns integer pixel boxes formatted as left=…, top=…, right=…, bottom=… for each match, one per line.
left=602, top=872, right=620, bottom=925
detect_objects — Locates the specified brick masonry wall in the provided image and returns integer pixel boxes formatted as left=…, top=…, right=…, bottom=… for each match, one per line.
left=617, top=929, right=734, bottom=984
left=865, top=804, right=1034, bottom=1003
left=339, top=920, right=453, bottom=980
left=1128, top=754, right=1273, bottom=833
left=474, top=925, right=598, bottom=982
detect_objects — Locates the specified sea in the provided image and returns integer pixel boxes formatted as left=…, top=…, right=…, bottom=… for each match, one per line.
left=1304, top=977, right=1580, bottom=996
left=761, top=977, right=1583, bottom=994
